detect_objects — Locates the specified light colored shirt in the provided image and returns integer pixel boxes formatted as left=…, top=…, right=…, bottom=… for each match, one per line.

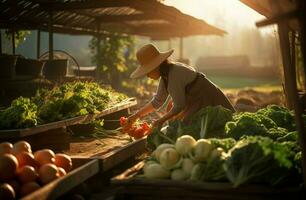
left=150, top=62, right=197, bottom=115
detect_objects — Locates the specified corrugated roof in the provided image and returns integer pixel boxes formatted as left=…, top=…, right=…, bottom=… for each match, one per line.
left=0, top=0, right=226, bottom=38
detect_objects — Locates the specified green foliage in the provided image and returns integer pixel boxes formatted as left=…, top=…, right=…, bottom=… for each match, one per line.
left=0, top=82, right=127, bottom=129
left=277, top=131, right=298, bottom=142
left=34, top=81, right=127, bottom=123
left=147, top=106, right=233, bottom=150
left=0, top=97, right=38, bottom=129
left=190, top=157, right=226, bottom=182
left=224, top=136, right=300, bottom=187
left=257, top=105, right=295, bottom=131
left=5, top=30, right=31, bottom=47
left=89, top=33, right=137, bottom=88
left=225, top=112, right=290, bottom=140
left=209, top=138, right=236, bottom=152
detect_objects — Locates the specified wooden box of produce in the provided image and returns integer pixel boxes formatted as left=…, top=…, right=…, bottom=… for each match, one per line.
left=112, top=162, right=303, bottom=200
left=0, top=141, right=99, bottom=200
left=112, top=105, right=305, bottom=200
left=0, top=81, right=137, bottom=150
left=0, top=136, right=148, bottom=200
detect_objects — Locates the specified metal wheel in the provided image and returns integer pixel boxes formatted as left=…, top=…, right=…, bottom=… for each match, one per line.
left=39, top=50, right=80, bottom=77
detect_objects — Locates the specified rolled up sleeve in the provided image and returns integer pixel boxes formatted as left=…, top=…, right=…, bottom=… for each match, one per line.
left=150, top=78, right=169, bottom=109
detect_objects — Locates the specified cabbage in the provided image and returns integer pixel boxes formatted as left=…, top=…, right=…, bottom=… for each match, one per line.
left=144, top=163, right=170, bottom=179
left=159, top=148, right=181, bottom=170
left=175, top=135, right=196, bottom=155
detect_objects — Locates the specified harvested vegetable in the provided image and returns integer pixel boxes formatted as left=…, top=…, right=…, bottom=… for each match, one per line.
left=159, top=148, right=181, bottom=170
left=0, top=142, right=13, bottom=155
left=175, top=135, right=196, bottom=156
left=224, top=136, right=299, bottom=187
left=34, top=149, right=55, bottom=166
left=0, top=97, right=38, bottom=129
left=0, top=141, right=72, bottom=197
left=191, top=139, right=213, bottom=162
left=0, top=183, right=16, bottom=200
left=0, top=154, right=18, bottom=181
left=144, top=163, right=170, bottom=179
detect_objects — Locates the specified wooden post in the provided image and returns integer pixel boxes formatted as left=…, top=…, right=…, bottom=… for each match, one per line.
left=37, top=30, right=41, bottom=59
left=12, top=27, right=15, bottom=55
left=48, top=12, right=54, bottom=60
left=96, top=23, right=101, bottom=79
left=278, top=23, right=306, bottom=186
left=298, top=0, right=306, bottom=82
left=179, top=37, right=183, bottom=59
left=0, top=29, right=2, bottom=54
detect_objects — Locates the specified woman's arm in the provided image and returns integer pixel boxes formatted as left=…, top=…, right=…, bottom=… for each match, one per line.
left=128, top=102, right=155, bottom=123
left=128, top=78, right=168, bottom=124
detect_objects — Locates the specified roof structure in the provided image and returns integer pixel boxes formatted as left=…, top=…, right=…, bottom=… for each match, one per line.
left=0, top=0, right=226, bottom=39
left=240, top=0, right=299, bottom=30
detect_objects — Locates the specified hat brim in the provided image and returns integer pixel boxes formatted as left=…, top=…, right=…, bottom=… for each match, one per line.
left=130, top=49, right=174, bottom=79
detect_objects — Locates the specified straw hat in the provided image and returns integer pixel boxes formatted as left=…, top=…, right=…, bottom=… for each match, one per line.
left=130, top=44, right=174, bottom=79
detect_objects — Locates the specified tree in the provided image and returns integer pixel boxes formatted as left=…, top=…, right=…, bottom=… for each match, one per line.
left=89, top=33, right=137, bottom=89
left=5, top=30, right=31, bottom=48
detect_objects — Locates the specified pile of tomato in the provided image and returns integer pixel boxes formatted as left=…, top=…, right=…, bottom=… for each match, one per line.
left=120, top=117, right=151, bottom=139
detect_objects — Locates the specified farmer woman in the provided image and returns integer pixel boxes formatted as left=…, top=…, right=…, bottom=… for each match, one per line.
left=128, top=44, right=235, bottom=128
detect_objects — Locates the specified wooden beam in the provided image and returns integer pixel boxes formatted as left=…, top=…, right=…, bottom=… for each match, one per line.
left=256, top=9, right=299, bottom=27
left=37, top=30, right=40, bottom=59
left=0, top=30, right=2, bottom=54
left=298, top=0, right=306, bottom=85
left=40, top=0, right=131, bottom=11
left=96, top=14, right=165, bottom=23
left=278, top=23, right=306, bottom=186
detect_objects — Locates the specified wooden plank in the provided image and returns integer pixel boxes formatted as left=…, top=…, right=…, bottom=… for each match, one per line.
left=96, top=14, right=164, bottom=23
left=278, top=23, right=306, bottom=186
left=0, top=29, right=2, bottom=54
left=112, top=161, right=302, bottom=200
left=256, top=9, right=299, bottom=27
left=0, top=98, right=137, bottom=139
left=99, top=138, right=146, bottom=172
left=40, top=0, right=131, bottom=11
left=21, top=159, right=100, bottom=200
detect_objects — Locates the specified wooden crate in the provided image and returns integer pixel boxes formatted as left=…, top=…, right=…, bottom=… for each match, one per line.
left=111, top=161, right=304, bottom=200
left=21, top=158, right=100, bottom=200
left=21, top=138, right=147, bottom=200
left=0, top=98, right=137, bottom=142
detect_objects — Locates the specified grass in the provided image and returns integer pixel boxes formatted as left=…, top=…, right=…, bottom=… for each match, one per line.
left=206, top=74, right=282, bottom=90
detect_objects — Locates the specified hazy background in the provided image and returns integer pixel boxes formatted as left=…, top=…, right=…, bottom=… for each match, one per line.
left=1, top=0, right=281, bottom=74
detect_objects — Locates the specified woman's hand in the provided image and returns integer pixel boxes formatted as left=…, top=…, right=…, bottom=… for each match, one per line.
left=127, top=113, right=139, bottom=125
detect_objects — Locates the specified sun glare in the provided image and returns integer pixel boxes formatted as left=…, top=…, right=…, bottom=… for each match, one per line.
left=163, top=0, right=274, bottom=33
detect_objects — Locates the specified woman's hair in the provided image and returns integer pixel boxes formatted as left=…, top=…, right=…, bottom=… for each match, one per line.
left=159, top=59, right=173, bottom=89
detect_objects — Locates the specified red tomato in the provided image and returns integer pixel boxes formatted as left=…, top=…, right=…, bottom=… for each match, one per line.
left=141, top=122, right=151, bottom=131
left=133, top=127, right=146, bottom=139
left=119, top=117, right=128, bottom=126
left=127, top=126, right=137, bottom=137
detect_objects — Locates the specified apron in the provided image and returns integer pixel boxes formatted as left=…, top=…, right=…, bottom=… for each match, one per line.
left=174, top=73, right=235, bottom=121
